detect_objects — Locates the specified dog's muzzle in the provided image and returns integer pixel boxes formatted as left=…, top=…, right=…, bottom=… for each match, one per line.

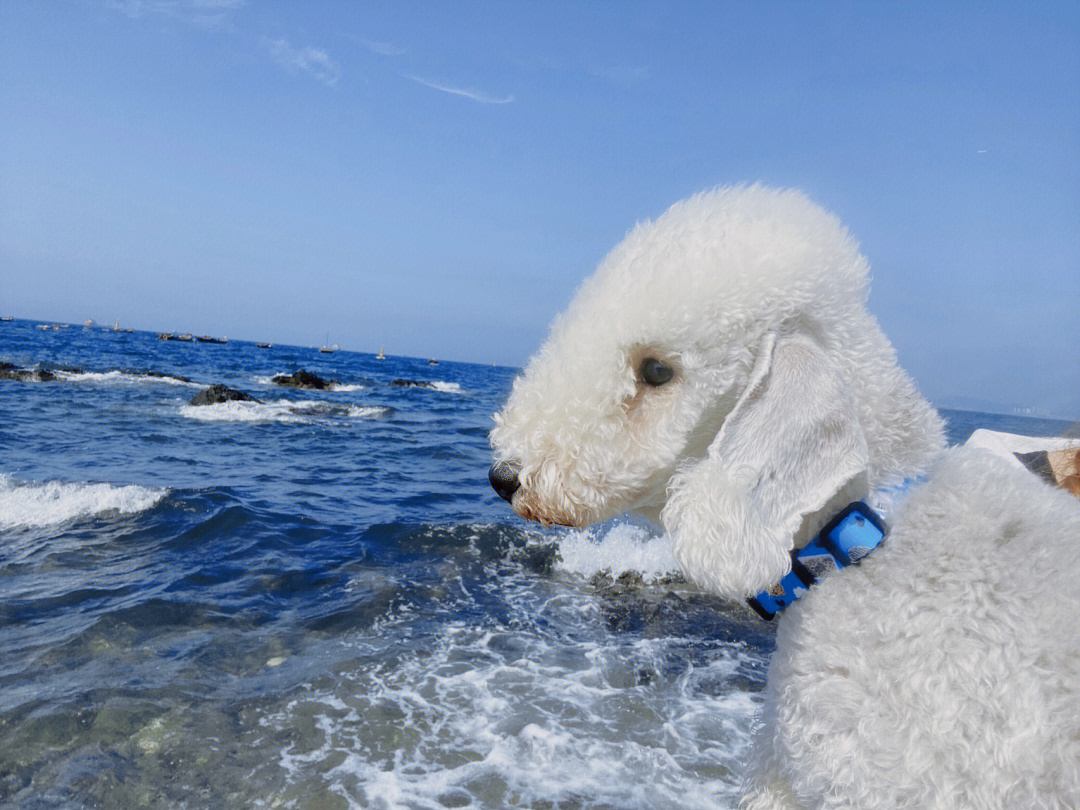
left=488, top=460, right=521, bottom=503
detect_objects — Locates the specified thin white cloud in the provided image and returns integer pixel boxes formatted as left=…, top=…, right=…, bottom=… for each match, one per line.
left=109, top=2, right=339, bottom=85
left=362, top=39, right=405, bottom=56
left=341, top=35, right=406, bottom=57
left=263, top=38, right=341, bottom=86
left=405, top=75, right=514, bottom=105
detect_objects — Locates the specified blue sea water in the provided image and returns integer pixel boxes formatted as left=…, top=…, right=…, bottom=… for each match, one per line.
left=0, top=318, right=1073, bottom=809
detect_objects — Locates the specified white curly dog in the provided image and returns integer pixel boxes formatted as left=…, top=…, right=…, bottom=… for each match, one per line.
left=489, top=186, right=1080, bottom=809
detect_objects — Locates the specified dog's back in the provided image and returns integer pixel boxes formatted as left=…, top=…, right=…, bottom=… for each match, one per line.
left=743, top=446, right=1080, bottom=810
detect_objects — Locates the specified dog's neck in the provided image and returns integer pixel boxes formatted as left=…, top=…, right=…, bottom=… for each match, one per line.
left=791, top=471, right=870, bottom=551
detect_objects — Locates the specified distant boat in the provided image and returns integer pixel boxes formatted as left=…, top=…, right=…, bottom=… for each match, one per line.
left=176, top=333, right=193, bottom=342
left=38, top=324, right=51, bottom=331
left=320, top=333, right=339, bottom=354
left=256, top=342, right=273, bottom=349
left=112, top=321, right=134, bottom=333
left=428, top=358, right=439, bottom=366
left=1, top=316, right=13, bottom=322
left=196, top=335, right=227, bottom=344
left=83, top=319, right=96, bottom=328
left=158, top=332, right=194, bottom=342
left=376, top=347, right=386, bottom=360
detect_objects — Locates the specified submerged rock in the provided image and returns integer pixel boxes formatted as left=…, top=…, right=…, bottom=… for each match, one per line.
left=389, top=379, right=436, bottom=389
left=188, top=384, right=260, bottom=406
left=142, top=370, right=193, bottom=384
left=270, top=370, right=336, bottom=390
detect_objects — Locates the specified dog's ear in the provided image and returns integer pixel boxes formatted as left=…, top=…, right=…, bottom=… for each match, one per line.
left=662, top=331, right=869, bottom=598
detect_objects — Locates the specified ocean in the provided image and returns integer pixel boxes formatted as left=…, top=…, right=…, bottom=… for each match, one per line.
left=0, top=318, right=1073, bottom=809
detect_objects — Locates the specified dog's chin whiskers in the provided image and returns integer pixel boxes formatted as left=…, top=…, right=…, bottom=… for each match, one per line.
left=513, top=495, right=590, bottom=529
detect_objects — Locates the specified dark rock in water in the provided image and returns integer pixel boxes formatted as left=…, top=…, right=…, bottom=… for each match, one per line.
left=585, top=568, right=775, bottom=648
left=188, top=384, right=260, bottom=406
left=0, top=362, right=58, bottom=382
left=271, top=370, right=335, bottom=390
left=389, top=379, right=436, bottom=389
left=0, top=361, right=194, bottom=386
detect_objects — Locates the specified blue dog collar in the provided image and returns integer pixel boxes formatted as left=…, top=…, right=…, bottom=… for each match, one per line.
left=748, top=501, right=888, bottom=621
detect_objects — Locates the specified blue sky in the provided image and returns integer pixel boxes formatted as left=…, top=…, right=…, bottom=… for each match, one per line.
left=1, top=1, right=1078, bottom=418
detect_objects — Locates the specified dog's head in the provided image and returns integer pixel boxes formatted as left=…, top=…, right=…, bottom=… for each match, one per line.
left=490, top=186, right=943, bottom=598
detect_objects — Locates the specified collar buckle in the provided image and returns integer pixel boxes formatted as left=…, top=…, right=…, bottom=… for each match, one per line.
left=748, top=502, right=887, bottom=621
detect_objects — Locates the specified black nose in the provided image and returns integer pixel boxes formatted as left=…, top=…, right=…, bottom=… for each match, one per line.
left=488, top=461, right=521, bottom=503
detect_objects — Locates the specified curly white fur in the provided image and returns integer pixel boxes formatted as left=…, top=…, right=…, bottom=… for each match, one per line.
left=490, top=185, right=1080, bottom=808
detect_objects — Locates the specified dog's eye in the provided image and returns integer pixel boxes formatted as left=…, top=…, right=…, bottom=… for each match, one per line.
left=639, top=357, right=674, bottom=387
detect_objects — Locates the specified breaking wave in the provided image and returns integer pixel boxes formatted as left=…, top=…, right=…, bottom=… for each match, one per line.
left=56, top=369, right=197, bottom=386
left=0, top=473, right=166, bottom=529
left=429, top=381, right=464, bottom=393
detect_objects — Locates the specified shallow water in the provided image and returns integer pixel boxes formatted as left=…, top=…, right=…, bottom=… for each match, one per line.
left=0, top=319, right=1071, bottom=808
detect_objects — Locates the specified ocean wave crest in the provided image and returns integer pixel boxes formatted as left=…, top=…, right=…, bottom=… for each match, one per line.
left=0, top=473, right=166, bottom=529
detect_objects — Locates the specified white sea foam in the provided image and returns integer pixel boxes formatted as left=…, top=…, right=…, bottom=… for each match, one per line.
left=55, top=370, right=197, bottom=386
left=264, top=599, right=761, bottom=809
left=330, top=383, right=364, bottom=392
left=179, top=399, right=391, bottom=424
left=555, top=523, right=682, bottom=582
left=256, top=526, right=762, bottom=808
left=0, top=473, right=166, bottom=529
left=347, top=405, right=390, bottom=419
left=429, top=381, right=463, bottom=393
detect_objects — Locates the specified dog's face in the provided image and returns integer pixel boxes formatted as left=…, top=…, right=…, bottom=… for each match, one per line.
left=490, top=278, right=748, bottom=528
left=489, top=186, right=910, bottom=596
